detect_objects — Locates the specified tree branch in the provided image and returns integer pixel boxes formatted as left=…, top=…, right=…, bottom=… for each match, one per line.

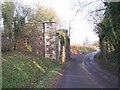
left=88, top=8, right=106, bottom=14
left=75, top=0, right=101, bottom=15
left=81, top=0, right=98, bottom=9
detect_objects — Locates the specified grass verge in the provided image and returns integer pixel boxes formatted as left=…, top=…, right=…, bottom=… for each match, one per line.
left=36, top=66, right=63, bottom=88
left=2, top=51, right=61, bottom=88
left=36, top=60, right=71, bottom=88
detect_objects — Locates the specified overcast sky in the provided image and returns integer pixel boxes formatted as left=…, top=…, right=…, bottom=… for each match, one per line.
left=38, top=0, right=104, bottom=45
left=3, top=0, right=105, bottom=45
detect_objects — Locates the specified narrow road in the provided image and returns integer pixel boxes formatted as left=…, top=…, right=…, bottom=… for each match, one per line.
left=58, top=51, right=118, bottom=88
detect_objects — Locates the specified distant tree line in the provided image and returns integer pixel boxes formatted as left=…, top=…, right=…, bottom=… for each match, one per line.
left=71, top=45, right=97, bottom=53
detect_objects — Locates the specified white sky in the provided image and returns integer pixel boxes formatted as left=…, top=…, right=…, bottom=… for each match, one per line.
left=35, top=0, right=103, bottom=45
left=3, top=0, right=104, bottom=45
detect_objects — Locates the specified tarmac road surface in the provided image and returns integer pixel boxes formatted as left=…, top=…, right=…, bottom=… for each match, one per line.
left=58, top=51, right=118, bottom=88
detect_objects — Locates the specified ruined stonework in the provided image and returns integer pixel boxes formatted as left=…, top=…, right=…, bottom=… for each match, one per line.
left=43, top=22, right=57, bottom=60
left=44, top=32, right=56, bottom=60
left=2, top=22, right=70, bottom=63
left=56, top=29, right=70, bottom=63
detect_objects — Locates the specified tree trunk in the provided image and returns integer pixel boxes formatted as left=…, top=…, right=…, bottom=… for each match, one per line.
left=99, top=37, right=107, bottom=60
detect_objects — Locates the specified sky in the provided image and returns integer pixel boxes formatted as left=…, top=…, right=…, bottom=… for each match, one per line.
left=33, top=0, right=104, bottom=45
left=2, top=0, right=104, bottom=45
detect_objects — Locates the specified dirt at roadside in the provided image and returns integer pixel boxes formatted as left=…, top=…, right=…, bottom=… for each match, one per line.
left=94, top=57, right=118, bottom=77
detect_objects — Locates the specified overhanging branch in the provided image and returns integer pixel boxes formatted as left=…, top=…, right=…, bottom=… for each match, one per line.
left=88, top=8, right=106, bottom=14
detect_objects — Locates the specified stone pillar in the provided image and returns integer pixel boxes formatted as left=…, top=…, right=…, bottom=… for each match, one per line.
left=62, top=46, right=65, bottom=63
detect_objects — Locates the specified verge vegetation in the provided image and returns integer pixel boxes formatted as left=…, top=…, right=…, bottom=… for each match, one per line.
left=95, top=52, right=118, bottom=75
left=2, top=51, right=62, bottom=88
